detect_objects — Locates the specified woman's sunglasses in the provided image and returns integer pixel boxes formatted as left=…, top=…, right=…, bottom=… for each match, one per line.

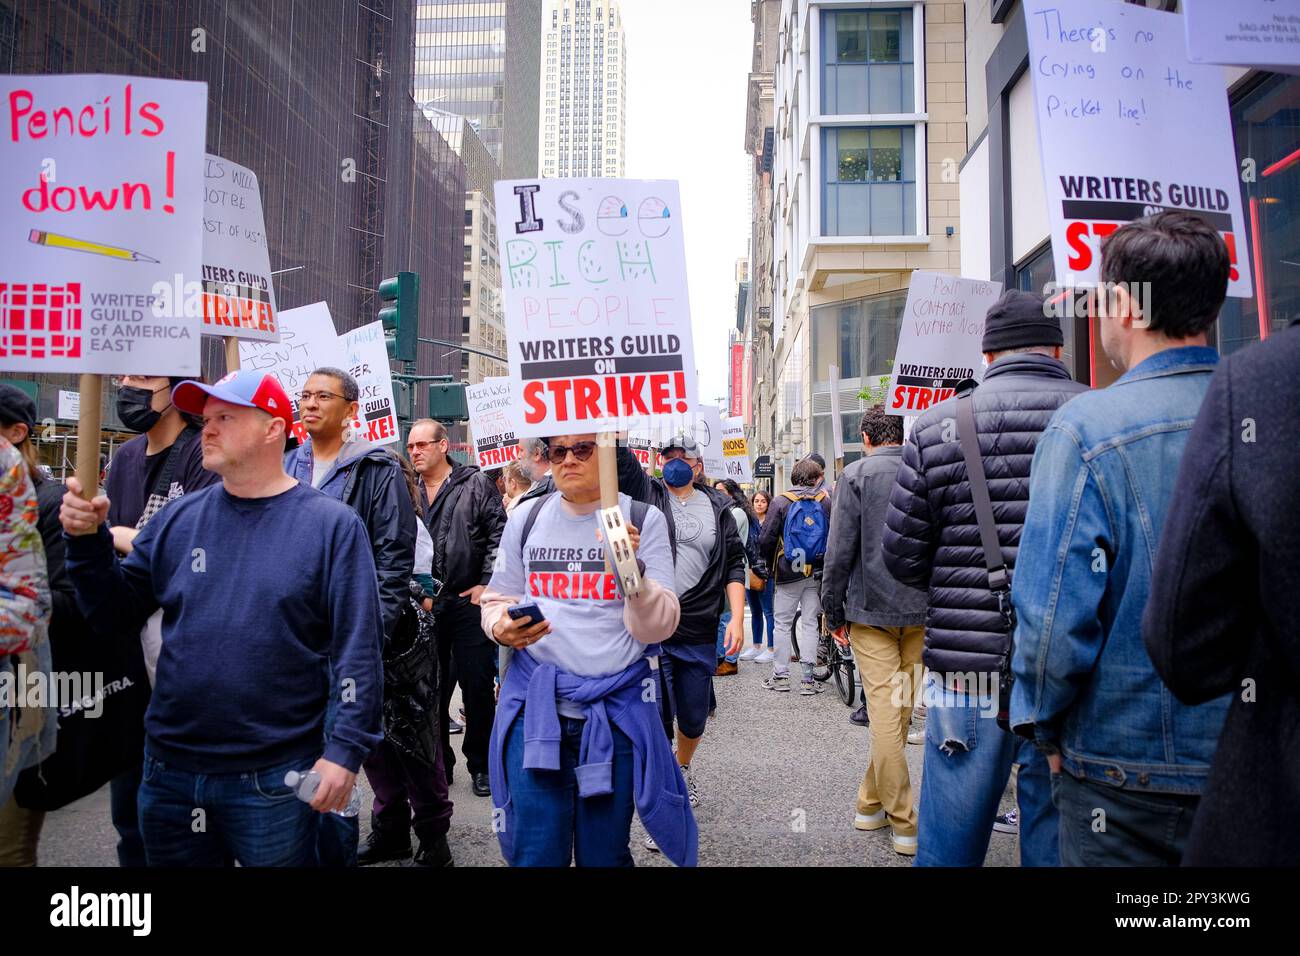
left=547, top=441, right=598, bottom=464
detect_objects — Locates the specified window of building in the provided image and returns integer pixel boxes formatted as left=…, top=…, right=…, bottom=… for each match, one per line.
left=822, top=8, right=914, bottom=114
left=462, top=280, right=472, bottom=299
left=464, top=208, right=473, bottom=227
left=822, top=126, right=916, bottom=235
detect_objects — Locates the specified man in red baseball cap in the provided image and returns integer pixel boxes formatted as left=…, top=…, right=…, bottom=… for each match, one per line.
left=59, top=368, right=384, bottom=867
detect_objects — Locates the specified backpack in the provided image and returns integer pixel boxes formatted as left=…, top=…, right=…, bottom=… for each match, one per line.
left=780, top=490, right=829, bottom=577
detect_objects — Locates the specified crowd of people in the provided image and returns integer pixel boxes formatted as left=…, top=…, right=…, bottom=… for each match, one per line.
left=0, top=210, right=1294, bottom=867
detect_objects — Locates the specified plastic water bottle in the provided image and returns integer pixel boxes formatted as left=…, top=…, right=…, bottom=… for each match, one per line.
left=283, top=769, right=361, bottom=817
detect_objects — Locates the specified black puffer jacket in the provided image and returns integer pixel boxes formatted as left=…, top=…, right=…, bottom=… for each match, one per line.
left=424, top=461, right=507, bottom=609
left=617, top=445, right=745, bottom=645
left=882, top=353, right=1087, bottom=674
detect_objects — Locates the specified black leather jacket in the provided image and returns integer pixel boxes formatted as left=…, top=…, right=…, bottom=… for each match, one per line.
left=423, top=461, right=507, bottom=609
left=616, top=445, right=745, bottom=645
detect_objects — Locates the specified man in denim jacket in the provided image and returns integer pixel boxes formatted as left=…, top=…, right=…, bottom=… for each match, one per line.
left=1010, top=211, right=1233, bottom=866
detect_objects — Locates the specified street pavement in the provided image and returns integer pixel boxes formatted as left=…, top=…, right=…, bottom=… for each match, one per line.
left=36, top=634, right=1021, bottom=867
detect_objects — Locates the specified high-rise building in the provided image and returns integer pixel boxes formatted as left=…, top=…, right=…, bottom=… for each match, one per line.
left=539, top=0, right=626, bottom=178
left=0, top=0, right=468, bottom=463
left=424, top=108, right=508, bottom=384
left=413, top=0, right=542, bottom=180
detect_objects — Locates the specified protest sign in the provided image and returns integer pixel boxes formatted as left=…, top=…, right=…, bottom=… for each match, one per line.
left=0, top=75, right=207, bottom=374
left=466, top=376, right=522, bottom=470
left=1024, top=0, right=1251, bottom=296
left=341, top=320, right=399, bottom=446
left=627, top=425, right=658, bottom=472
left=886, top=272, right=1004, bottom=415
left=722, top=416, right=753, bottom=483
left=201, top=153, right=278, bottom=342
left=691, top=404, right=725, bottom=478
left=239, top=301, right=344, bottom=443
left=57, top=389, right=79, bottom=421
left=1184, top=0, right=1300, bottom=73
left=493, top=178, right=697, bottom=438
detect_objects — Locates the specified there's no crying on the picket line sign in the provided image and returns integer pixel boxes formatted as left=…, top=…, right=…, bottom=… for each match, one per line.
left=498, top=182, right=694, bottom=429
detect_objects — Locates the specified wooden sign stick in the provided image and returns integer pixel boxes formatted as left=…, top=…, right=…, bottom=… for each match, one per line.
left=74, top=373, right=102, bottom=502
left=597, top=432, right=642, bottom=597
left=224, top=335, right=240, bottom=373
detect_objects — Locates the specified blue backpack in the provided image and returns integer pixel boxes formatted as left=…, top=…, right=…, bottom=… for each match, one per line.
left=780, top=490, right=829, bottom=576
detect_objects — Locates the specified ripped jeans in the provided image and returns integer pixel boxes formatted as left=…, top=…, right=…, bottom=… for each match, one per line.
left=916, top=671, right=1058, bottom=867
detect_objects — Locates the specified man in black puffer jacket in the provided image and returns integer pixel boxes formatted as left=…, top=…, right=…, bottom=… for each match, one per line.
left=882, top=290, right=1086, bottom=867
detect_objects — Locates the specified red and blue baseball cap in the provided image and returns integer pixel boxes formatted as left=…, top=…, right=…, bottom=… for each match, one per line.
left=171, top=369, right=295, bottom=433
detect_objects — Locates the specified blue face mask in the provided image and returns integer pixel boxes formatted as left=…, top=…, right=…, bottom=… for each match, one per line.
left=663, top=457, right=695, bottom=488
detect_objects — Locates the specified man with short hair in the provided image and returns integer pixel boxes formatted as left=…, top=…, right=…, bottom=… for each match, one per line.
left=408, top=418, right=506, bottom=799
left=821, top=406, right=927, bottom=855
left=60, top=370, right=383, bottom=866
left=1011, top=211, right=1233, bottom=866
left=514, top=435, right=554, bottom=505
left=283, top=367, right=422, bottom=866
left=883, top=289, right=1086, bottom=867
left=481, top=433, right=690, bottom=866
left=617, top=434, right=745, bottom=817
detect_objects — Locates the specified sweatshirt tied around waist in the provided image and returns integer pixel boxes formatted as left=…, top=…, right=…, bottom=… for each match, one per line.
left=489, top=648, right=698, bottom=867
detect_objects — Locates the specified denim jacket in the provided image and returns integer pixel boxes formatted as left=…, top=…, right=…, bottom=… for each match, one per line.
left=1009, top=346, right=1231, bottom=795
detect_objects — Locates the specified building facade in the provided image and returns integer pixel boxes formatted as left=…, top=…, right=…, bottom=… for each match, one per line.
left=963, top=0, right=1295, bottom=386
left=767, top=0, right=966, bottom=486
left=539, top=0, right=627, bottom=178
left=413, top=0, right=541, bottom=180
left=0, top=0, right=467, bottom=467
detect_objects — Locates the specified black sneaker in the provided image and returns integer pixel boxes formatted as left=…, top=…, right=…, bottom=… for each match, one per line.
left=471, top=772, right=492, bottom=797
left=411, top=834, right=454, bottom=867
left=993, top=810, right=1019, bottom=834
left=357, top=829, right=412, bottom=866
left=849, top=704, right=870, bottom=727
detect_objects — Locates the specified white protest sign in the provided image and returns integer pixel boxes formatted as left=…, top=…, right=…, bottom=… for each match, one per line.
left=494, top=178, right=697, bottom=438
left=690, top=404, right=725, bottom=477
left=0, top=75, right=207, bottom=373
left=1184, top=0, right=1300, bottom=73
left=342, top=320, right=399, bottom=446
left=886, top=272, right=1004, bottom=415
left=201, top=153, right=279, bottom=341
left=239, top=301, right=344, bottom=443
left=828, top=364, right=845, bottom=462
left=57, top=389, right=80, bottom=420
left=466, top=376, right=522, bottom=471
left=722, top=416, right=753, bottom=483
left=1025, top=0, right=1251, bottom=296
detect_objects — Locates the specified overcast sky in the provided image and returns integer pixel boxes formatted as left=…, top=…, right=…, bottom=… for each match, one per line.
left=619, top=0, right=753, bottom=409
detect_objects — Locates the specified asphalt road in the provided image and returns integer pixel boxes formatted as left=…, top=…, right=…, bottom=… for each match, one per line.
left=35, top=635, right=1021, bottom=868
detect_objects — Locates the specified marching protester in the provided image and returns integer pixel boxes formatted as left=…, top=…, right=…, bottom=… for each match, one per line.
left=757, top=457, right=832, bottom=695
left=617, top=433, right=745, bottom=818
left=1143, top=317, right=1300, bottom=867
left=514, top=436, right=554, bottom=505
left=284, top=368, right=419, bottom=867
left=711, top=478, right=762, bottom=677
left=821, top=406, right=926, bottom=855
left=0, top=435, right=52, bottom=858
left=738, top=490, right=776, bottom=663
left=91, top=374, right=219, bottom=866
left=1011, top=212, right=1232, bottom=866
left=60, top=370, right=383, bottom=866
left=407, top=419, right=506, bottom=798
left=480, top=432, right=691, bottom=866
left=883, top=289, right=1085, bottom=867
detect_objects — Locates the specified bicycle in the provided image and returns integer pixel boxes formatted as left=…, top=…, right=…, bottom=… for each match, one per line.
left=791, top=609, right=856, bottom=706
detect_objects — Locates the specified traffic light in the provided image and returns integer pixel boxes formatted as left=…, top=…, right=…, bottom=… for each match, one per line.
left=379, top=271, right=419, bottom=364
left=427, top=381, right=467, bottom=423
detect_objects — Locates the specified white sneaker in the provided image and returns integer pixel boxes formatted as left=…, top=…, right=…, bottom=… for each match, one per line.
left=644, top=835, right=660, bottom=853
left=854, top=809, right=888, bottom=831
left=907, top=729, right=924, bottom=746
left=754, top=648, right=775, bottom=663
left=891, top=831, right=918, bottom=856
left=737, top=645, right=761, bottom=662
left=761, top=674, right=790, bottom=692
left=680, top=764, right=699, bottom=808
left=799, top=679, right=824, bottom=696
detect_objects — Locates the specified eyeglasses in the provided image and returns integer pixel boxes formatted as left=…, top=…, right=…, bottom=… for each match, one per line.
left=547, top=441, right=597, bottom=464
left=299, top=390, right=345, bottom=404
left=406, top=439, right=445, bottom=452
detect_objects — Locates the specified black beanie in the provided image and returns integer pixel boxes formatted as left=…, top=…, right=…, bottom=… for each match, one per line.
left=980, top=290, right=1063, bottom=353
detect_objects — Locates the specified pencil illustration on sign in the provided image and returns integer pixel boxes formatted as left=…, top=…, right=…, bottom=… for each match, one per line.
left=28, top=229, right=159, bottom=264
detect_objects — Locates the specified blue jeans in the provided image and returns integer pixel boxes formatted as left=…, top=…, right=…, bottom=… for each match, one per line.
left=716, top=611, right=738, bottom=664
left=109, top=763, right=148, bottom=867
left=916, top=673, right=1058, bottom=867
left=502, top=713, right=635, bottom=867
left=747, top=587, right=772, bottom=648
left=138, top=750, right=318, bottom=866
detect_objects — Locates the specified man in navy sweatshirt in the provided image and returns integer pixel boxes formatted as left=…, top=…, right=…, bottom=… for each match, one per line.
left=60, top=369, right=383, bottom=867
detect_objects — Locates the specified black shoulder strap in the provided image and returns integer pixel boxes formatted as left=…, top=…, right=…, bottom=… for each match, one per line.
left=956, top=395, right=1009, bottom=593
left=150, top=424, right=201, bottom=500
left=519, top=491, right=556, bottom=552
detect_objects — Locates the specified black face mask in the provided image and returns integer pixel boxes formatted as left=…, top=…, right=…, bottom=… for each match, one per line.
left=116, top=386, right=168, bottom=433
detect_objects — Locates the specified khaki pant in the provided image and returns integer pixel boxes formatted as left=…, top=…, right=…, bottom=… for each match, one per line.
left=0, top=795, right=44, bottom=867
left=850, top=623, right=925, bottom=837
